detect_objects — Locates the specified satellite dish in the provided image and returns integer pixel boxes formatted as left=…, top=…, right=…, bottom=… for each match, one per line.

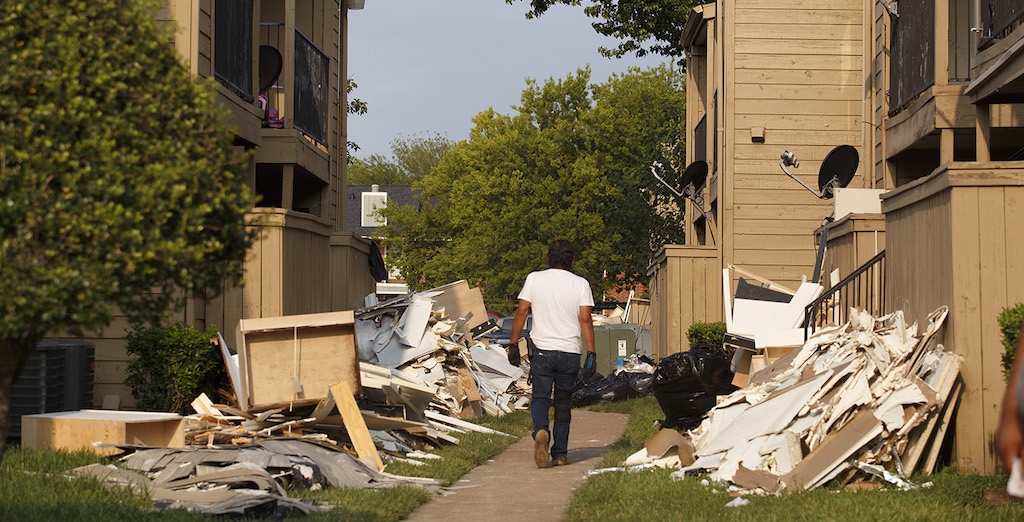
left=679, top=160, right=708, bottom=196
left=649, top=160, right=716, bottom=243
left=779, top=145, right=859, bottom=200
left=258, top=45, right=283, bottom=95
left=817, top=145, right=859, bottom=199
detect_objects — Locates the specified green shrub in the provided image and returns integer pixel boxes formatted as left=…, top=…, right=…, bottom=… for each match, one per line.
left=1000, top=303, right=1024, bottom=382
left=124, top=321, right=228, bottom=414
left=686, top=321, right=727, bottom=349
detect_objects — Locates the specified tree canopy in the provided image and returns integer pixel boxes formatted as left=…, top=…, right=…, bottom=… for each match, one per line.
left=505, top=0, right=700, bottom=62
left=380, top=65, right=687, bottom=314
left=0, top=0, right=255, bottom=451
left=348, top=132, right=454, bottom=185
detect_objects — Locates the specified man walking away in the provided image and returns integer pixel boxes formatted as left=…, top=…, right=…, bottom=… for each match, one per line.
left=508, top=240, right=596, bottom=468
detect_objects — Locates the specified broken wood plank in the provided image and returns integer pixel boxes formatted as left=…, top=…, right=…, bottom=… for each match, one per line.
left=922, top=377, right=963, bottom=473
left=781, top=409, right=883, bottom=490
left=329, top=381, right=384, bottom=471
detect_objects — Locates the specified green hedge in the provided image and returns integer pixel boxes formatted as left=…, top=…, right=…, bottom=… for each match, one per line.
left=686, top=321, right=726, bottom=349
left=124, top=321, right=228, bottom=414
left=1000, top=303, right=1024, bottom=382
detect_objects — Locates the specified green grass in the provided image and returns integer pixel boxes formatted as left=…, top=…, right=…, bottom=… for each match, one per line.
left=567, top=396, right=1024, bottom=521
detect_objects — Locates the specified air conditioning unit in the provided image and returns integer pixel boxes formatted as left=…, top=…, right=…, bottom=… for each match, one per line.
left=376, top=282, right=409, bottom=295
left=8, top=340, right=94, bottom=439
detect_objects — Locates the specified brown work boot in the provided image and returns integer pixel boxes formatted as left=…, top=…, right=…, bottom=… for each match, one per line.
left=553, top=457, right=571, bottom=466
left=534, top=430, right=551, bottom=468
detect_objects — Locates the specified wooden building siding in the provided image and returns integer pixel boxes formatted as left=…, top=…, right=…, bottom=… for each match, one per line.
left=821, top=213, right=885, bottom=290
left=882, top=163, right=1024, bottom=473
left=330, top=232, right=375, bottom=311
left=647, top=246, right=721, bottom=360
left=724, top=0, right=866, bottom=289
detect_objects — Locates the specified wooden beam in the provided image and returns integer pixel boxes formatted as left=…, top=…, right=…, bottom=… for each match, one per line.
left=330, top=381, right=384, bottom=470
left=976, top=104, right=991, bottom=162
left=940, top=128, right=954, bottom=164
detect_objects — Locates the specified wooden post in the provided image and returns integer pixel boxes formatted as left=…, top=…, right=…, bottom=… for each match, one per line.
left=940, top=128, right=954, bottom=164
left=976, top=104, right=991, bottom=162
left=282, top=164, right=294, bottom=210
left=283, top=0, right=295, bottom=128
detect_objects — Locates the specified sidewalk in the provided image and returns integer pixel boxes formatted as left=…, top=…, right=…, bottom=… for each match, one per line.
left=405, top=410, right=629, bottom=522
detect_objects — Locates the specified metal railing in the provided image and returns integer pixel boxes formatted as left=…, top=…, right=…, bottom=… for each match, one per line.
left=804, top=250, right=886, bottom=339
left=214, top=0, right=254, bottom=102
left=982, top=0, right=1024, bottom=41
left=259, top=23, right=329, bottom=146
left=293, top=29, right=329, bottom=145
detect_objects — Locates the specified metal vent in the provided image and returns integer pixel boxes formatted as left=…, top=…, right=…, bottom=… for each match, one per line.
left=361, top=191, right=388, bottom=227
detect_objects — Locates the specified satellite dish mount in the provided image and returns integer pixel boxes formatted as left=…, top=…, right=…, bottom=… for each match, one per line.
left=650, top=160, right=715, bottom=243
left=778, top=145, right=860, bottom=283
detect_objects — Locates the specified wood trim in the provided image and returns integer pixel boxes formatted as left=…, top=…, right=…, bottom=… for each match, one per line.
left=965, top=29, right=1024, bottom=103
left=881, top=162, right=1024, bottom=212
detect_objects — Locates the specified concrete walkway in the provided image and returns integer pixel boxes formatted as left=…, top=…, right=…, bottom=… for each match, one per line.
left=405, top=410, right=629, bottom=522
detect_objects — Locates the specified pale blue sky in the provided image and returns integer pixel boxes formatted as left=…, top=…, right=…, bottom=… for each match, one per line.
left=346, top=1, right=671, bottom=160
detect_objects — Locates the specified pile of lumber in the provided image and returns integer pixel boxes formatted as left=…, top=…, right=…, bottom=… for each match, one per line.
left=675, top=306, right=960, bottom=492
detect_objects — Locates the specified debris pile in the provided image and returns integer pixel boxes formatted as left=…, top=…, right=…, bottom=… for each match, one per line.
left=669, top=305, right=961, bottom=493
left=73, top=438, right=441, bottom=516
left=183, top=280, right=524, bottom=463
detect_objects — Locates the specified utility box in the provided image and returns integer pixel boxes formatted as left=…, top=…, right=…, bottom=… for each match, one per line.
left=8, top=340, right=94, bottom=439
left=592, top=325, right=637, bottom=377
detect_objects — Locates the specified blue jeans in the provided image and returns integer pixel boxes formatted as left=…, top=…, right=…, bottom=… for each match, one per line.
left=531, top=349, right=580, bottom=459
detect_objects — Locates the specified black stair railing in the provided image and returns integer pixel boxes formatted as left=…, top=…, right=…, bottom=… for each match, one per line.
left=804, top=250, right=886, bottom=340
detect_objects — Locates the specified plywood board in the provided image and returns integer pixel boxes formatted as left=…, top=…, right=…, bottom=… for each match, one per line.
left=21, top=410, right=184, bottom=455
left=236, top=311, right=359, bottom=411
left=429, top=280, right=489, bottom=332
left=329, top=382, right=383, bottom=470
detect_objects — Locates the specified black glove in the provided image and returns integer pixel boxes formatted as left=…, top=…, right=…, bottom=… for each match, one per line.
left=507, top=341, right=521, bottom=367
left=582, top=351, right=596, bottom=379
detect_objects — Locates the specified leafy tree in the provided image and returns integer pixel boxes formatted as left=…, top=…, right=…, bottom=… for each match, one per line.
left=348, top=132, right=454, bottom=185
left=380, top=65, right=686, bottom=314
left=0, top=0, right=255, bottom=454
left=505, top=0, right=700, bottom=62
left=346, top=79, right=368, bottom=161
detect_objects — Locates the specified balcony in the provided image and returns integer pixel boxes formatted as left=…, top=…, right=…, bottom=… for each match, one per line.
left=259, top=23, right=330, bottom=148
left=883, top=0, right=978, bottom=180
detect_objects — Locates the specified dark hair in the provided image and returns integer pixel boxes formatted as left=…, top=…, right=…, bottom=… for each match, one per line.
left=547, top=240, right=575, bottom=269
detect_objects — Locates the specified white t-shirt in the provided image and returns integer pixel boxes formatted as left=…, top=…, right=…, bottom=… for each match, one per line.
left=517, top=268, right=595, bottom=354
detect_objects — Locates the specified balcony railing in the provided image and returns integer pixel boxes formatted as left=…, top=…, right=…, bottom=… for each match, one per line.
left=214, top=0, right=254, bottom=102
left=982, top=0, right=1024, bottom=41
left=804, top=250, right=886, bottom=339
left=889, top=0, right=935, bottom=112
left=260, top=23, right=329, bottom=147
left=293, top=30, right=329, bottom=145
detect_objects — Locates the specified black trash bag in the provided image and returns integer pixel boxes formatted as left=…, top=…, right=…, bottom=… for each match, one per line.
left=653, top=343, right=735, bottom=429
left=628, top=371, right=654, bottom=396
left=570, top=371, right=641, bottom=407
